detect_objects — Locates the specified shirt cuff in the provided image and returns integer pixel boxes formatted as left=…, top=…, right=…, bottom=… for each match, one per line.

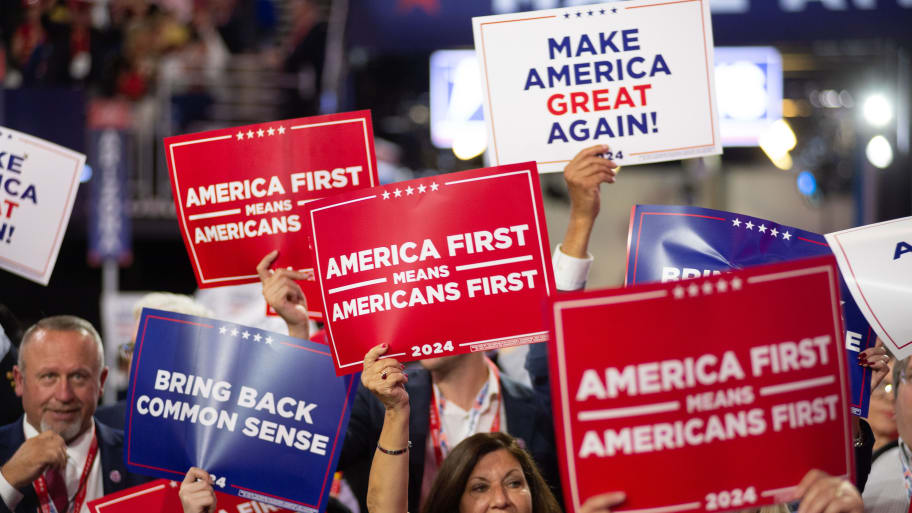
left=0, top=469, right=24, bottom=511
left=552, top=244, right=593, bottom=291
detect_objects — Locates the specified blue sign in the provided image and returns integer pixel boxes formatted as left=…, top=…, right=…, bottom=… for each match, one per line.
left=125, top=308, right=359, bottom=513
left=88, top=129, right=132, bottom=264
left=625, top=204, right=875, bottom=417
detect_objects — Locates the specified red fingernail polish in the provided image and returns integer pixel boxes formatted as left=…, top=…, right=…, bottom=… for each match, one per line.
left=382, top=343, right=388, bottom=348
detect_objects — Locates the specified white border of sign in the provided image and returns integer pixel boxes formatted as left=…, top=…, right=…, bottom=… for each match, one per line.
left=551, top=264, right=851, bottom=512
left=0, top=126, right=85, bottom=285
left=167, top=117, right=376, bottom=287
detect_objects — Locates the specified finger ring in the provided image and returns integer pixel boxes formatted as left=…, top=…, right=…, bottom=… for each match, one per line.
left=381, top=371, right=388, bottom=380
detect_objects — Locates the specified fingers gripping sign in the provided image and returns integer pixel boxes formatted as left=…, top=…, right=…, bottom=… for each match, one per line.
left=180, top=467, right=218, bottom=513
left=362, top=344, right=409, bottom=412
left=257, top=250, right=313, bottom=339
left=562, top=144, right=620, bottom=258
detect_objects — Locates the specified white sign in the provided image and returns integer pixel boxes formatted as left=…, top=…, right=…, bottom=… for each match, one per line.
left=825, top=217, right=912, bottom=360
left=0, top=126, right=85, bottom=284
left=473, top=0, right=721, bottom=172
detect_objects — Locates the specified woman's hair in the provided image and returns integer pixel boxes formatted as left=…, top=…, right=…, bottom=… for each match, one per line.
left=420, top=432, right=561, bottom=513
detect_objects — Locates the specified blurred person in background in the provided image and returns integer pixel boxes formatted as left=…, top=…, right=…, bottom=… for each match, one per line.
left=0, top=305, right=25, bottom=427
left=94, top=292, right=213, bottom=430
left=863, top=356, right=912, bottom=513
left=869, top=359, right=898, bottom=462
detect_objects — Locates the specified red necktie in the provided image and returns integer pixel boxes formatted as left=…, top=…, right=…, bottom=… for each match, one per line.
left=43, top=469, right=68, bottom=513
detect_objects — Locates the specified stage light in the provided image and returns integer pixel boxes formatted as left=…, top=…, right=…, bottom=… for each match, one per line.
left=80, top=164, right=94, bottom=183
left=865, top=135, right=893, bottom=169
left=758, top=119, right=796, bottom=170
left=796, top=171, right=817, bottom=196
left=862, top=94, right=892, bottom=127
left=452, top=128, right=487, bottom=161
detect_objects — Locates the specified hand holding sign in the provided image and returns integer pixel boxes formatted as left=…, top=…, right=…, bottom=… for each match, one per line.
left=257, top=250, right=312, bottom=339
left=563, top=145, right=619, bottom=258
left=180, top=468, right=217, bottom=513
left=361, top=344, right=409, bottom=413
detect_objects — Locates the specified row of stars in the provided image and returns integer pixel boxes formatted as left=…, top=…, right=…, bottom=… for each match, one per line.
left=236, top=126, right=287, bottom=140
left=218, top=325, right=274, bottom=344
left=564, top=7, right=618, bottom=18
left=382, top=182, right=440, bottom=199
left=732, top=218, right=792, bottom=240
left=672, top=277, right=743, bottom=299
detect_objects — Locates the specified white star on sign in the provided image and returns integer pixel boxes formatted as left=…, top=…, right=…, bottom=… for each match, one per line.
left=405, top=186, right=414, bottom=195
left=382, top=191, right=390, bottom=200
left=732, top=218, right=741, bottom=227
left=731, top=277, right=743, bottom=290
left=257, top=129, right=265, bottom=137
left=393, top=188, right=402, bottom=197
left=254, top=333, right=262, bottom=342
left=231, top=328, right=239, bottom=337
left=745, top=221, right=754, bottom=230
left=267, top=127, right=275, bottom=136
left=246, top=130, right=254, bottom=138
left=219, top=326, right=227, bottom=334
left=702, top=282, right=714, bottom=294
left=242, top=331, right=250, bottom=339
left=673, top=285, right=685, bottom=299
left=236, top=132, right=244, bottom=140
left=688, top=283, right=699, bottom=297
left=716, top=279, right=728, bottom=292
left=278, top=126, right=286, bottom=134
left=782, top=231, right=792, bottom=240
left=169, top=481, right=178, bottom=488
left=430, top=182, right=439, bottom=191
left=265, top=337, right=273, bottom=345
left=418, top=184, right=427, bottom=193
left=770, top=228, right=779, bottom=238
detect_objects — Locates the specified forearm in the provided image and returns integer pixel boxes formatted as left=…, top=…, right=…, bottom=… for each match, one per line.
left=561, top=210, right=597, bottom=258
left=367, top=407, right=410, bottom=513
left=286, top=321, right=309, bottom=339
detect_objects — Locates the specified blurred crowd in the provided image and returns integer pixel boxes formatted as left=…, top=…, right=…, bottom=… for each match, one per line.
left=0, top=0, right=328, bottom=121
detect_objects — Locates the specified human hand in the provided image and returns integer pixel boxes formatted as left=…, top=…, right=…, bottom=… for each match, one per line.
left=565, top=144, right=619, bottom=225
left=179, top=467, right=217, bottom=513
left=257, top=250, right=313, bottom=339
left=0, top=430, right=67, bottom=489
left=580, top=492, right=626, bottom=513
left=860, top=338, right=892, bottom=392
left=362, top=344, right=409, bottom=413
left=794, top=469, right=862, bottom=513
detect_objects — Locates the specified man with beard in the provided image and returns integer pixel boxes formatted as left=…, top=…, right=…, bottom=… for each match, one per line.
left=0, top=315, right=148, bottom=513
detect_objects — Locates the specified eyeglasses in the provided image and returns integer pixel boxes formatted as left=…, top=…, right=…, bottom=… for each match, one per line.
left=871, top=381, right=894, bottom=399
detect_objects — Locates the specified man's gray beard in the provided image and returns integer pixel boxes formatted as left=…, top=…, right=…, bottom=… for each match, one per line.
left=41, top=418, right=82, bottom=443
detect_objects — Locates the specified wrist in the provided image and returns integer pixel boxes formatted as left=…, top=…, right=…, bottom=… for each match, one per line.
left=562, top=216, right=595, bottom=258
left=286, top=321, right=309, bottom=339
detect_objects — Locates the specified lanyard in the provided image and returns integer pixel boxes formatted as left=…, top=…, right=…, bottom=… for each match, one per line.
left=428, top=358, right=501, bottom=467
left=33, top=435, right=98, bottom=513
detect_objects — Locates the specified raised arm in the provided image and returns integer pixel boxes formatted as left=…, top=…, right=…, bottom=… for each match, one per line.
left=363, top=344, right=410, bottom=513
left=257, top=250, right=312, bottom=339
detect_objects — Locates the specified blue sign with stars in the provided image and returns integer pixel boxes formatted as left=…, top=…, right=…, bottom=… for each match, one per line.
left=124, top=308, right=359, bottom=513
left=625, top=204, right=875, bottom=417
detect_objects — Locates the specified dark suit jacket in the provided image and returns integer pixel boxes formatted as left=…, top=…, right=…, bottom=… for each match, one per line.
left=0, top=417, right=151, bottom=513
left=94, top=401, right=126, bottom=431
left=338, top=366, right=560, bottom=513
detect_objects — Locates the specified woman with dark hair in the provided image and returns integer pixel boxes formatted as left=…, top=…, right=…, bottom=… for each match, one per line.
left=363, top=343, right=625, bottom=513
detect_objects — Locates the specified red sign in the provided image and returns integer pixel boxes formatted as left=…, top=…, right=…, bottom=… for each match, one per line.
left=304, top=162, right=555, bottom=374
left=548, top=256, right=853, bottom=513
left=88, top=479, right=295, bottom=513
left=165, top=111, right=379, bottom=320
